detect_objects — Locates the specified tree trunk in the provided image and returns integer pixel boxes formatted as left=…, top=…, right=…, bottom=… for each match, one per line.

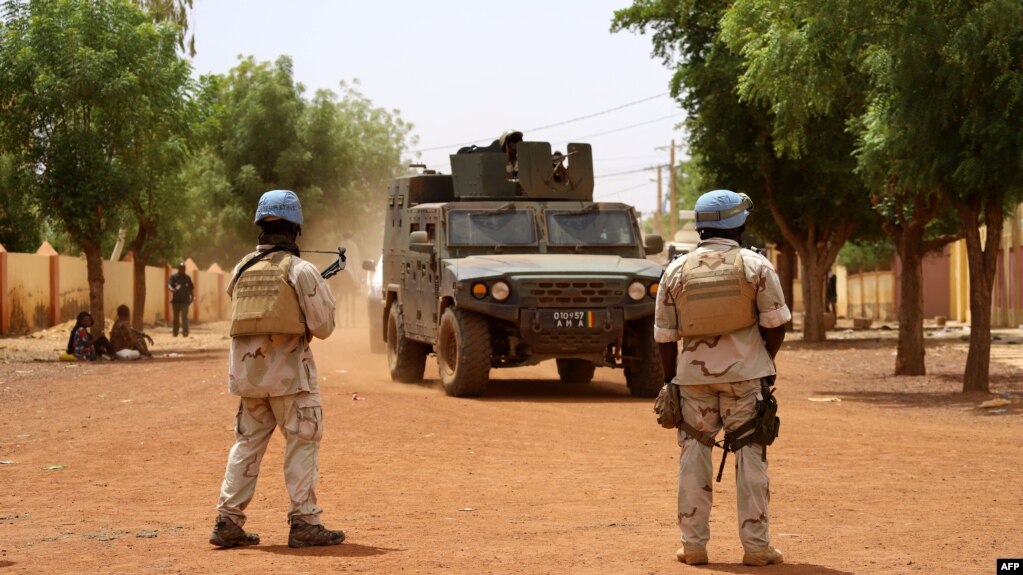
left=878, top=187, right=958, bottom=376
left=82, top=240, right=105, bottom=326
left=128, top=222, right=153, bottom=330
left=956, top=197, right=1005, bottom=393
left=800, top=261, right=827, bottom=342
left=775, top=238, right=796, bottom=329
left=761, top=181, right=854, bottom=343
left=132, top=255, right=147, bottom=330
left=894, top=227, right=926, bottom=375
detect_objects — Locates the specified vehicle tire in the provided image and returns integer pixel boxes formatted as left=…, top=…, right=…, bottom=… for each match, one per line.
left=624, top=318, right=663, bottom=398
left=556, top=358, right=595, bottom=384
left=368, top=304, right=385, bottom=354
left=437, top=308, right=491, bottom=397
left=387, top=304, right=428, bottom=383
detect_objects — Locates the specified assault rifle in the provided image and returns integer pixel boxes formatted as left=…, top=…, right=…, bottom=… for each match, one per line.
left=305, top=248, right=347, bottom=279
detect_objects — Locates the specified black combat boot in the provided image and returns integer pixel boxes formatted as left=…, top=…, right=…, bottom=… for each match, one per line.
left=288, top=518, right=346, bottom=548
left=209, top=515, right=260, bottom=548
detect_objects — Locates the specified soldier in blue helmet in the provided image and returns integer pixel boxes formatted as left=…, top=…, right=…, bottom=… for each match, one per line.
left=654, top=189, right=791, bottom=566
left=210, top=190, right=346, bottom=549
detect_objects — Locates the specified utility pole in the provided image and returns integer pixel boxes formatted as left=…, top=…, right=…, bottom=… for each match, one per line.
left=668, top=139, right=677, bottom=240
left=656, top=165, right=663, bottom=237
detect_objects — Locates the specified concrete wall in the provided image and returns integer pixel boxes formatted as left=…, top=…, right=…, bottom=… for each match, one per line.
left=144, top=266, right=166, bottom=324
left=922, top=249, right=951, bottom=319
left=57, top=256, right=89, bottom=323
left=194, top=269, right=222, bottom=324
left=846, top=270, right=896, bottom=322
left=6, top=253, right=51, bottom=334
left=0, top=248, right=230, bottom=335
left=101, top=260, right=134, bottom=323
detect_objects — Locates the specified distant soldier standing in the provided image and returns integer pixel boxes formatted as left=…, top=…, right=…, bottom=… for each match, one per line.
left=654, top=189, right=790, bottom=566
left=167, top=262, right=194, bottom=337
left=210, top=189, right=346, bottom=549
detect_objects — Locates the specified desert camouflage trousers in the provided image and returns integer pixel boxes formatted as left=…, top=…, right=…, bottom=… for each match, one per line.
left=677, top=379, right=771, bottom=552
left=216, top=392, right=324, bottom=527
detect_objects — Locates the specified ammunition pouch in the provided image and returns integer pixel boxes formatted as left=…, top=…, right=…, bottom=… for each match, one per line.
left=654, top=382, right=682, bottom=429
left=656, top=381, right=718, bottom=448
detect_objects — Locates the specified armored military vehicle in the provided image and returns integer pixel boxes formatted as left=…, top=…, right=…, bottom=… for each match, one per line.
left=377, top=140, right=665, bottom=397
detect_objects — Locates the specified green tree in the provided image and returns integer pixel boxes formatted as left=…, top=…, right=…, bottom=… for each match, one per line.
left=180, top=60, right=413, bottom=268
left=123, top=80, right=197, bottom=329
left=0, top=0, right=193, bottom=323
left=721, top=0, right=962, bottom=377
left=612, top=0, right=874, bottom=342
left=0, top=153, right=40, bottom=251
left=300, top=80, right=414, bottom=253
left=722, top=0, right=1023, bottom=390
left=198, top=56, right=315, bottom=261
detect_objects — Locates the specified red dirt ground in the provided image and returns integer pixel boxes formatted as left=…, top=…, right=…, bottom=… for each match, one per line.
left=1, top=319, right=1021, bottom=575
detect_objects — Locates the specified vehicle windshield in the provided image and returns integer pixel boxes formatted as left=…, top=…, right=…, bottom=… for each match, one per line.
left=545, top=209, right=636, bottom=246
left=447, top=209, right=537, bottom=246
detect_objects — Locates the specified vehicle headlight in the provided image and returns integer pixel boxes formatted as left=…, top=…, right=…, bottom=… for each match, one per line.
left=491, top=281, right=510, bottom=301
left=628, top=281, right=647, bottom=301
left=472, top=282, right=488, bottom=299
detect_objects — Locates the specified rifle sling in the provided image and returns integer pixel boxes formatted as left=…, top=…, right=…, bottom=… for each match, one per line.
left=231, top=245, right=288, bottom=288
left=680, top=420, right=716, bottom=449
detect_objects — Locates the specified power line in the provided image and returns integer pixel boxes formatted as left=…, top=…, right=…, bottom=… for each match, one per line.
left=599, top=153, right=665, bottom=162
left=595, top=163, right=670, bottom=179
left=411, top=92, right=671, bottom=153
left=553, top=113, right=682, bottom=144
left=594, top=180, right=653, bottom=199
left=526, top=92, right=669, bottom=133
left=595, top=166, right=658, bottom=179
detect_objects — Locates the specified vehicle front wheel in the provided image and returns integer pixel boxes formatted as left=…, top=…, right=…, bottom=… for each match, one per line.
left=437, top=308, right=491, bottom=397
left=556, top=358, right=595, bottom=384
left=387, top=304, right=429, bottom=383
left=623, top=319, right=663, bottom=398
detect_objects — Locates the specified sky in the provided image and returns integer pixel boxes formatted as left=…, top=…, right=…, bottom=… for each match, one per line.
left=188, top=1, right=686, bottom=218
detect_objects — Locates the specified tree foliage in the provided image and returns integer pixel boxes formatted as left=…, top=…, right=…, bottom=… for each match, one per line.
left=0, top=0, right=193, bottom=321
left=612, top=0, right=875, bottom=342
left=0, top=152, right=40, bottom=251
left=181, top=57, right=414, bottom=267
left=718, top=0, right=1023, bottom=389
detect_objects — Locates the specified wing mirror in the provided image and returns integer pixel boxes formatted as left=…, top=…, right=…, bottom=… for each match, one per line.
left=643, top=234, right=664, bottom=256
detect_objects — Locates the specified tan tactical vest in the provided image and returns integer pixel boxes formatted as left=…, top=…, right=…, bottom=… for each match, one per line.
left=677, top=247, right=757, bottom=337
left=230, top=251, right=306, bottom=337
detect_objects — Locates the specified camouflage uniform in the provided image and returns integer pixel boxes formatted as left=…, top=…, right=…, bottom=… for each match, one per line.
left=654, top=237, right=791, bottom=554
left=215, top=246, right=336, bottom=528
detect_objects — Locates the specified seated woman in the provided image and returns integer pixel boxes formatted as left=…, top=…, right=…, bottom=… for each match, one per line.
left=66, top=311, right=114, bottom=361
left=109, top=304, right=154, bottom=360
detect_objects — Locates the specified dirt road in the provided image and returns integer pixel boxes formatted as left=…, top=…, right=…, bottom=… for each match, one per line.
left=0, top=323, right=1020, bottom=575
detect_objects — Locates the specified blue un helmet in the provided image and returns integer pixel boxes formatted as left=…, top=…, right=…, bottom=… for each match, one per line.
left=253, top=190, right=304, bottom=225
left=693, top=189, right=754, bottom=230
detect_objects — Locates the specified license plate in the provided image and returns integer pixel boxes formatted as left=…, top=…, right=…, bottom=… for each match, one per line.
left=542, top=310, right=600, bottom=330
